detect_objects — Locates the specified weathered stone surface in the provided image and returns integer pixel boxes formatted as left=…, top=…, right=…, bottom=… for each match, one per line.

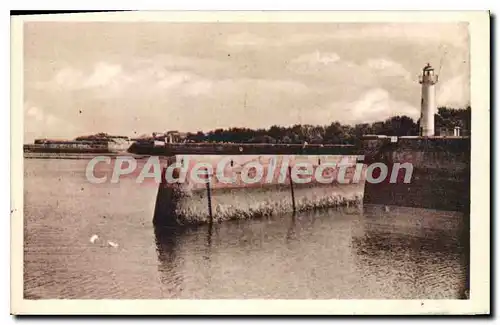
left=153, top=154, right=364, bottom=226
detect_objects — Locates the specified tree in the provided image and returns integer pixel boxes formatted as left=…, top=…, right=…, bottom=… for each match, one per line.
left=158, top=106, right=469, bottom=146
left=435, top=106, right=471, bottom=134
left=383, top=115, right=418, bottom=136
left=249, top=135, right=277, bottom=144
left=281, top=135, right=292, bottom=144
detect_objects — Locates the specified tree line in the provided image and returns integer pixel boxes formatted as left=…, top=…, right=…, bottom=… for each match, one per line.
left=182, top=106, right=470, bottom=145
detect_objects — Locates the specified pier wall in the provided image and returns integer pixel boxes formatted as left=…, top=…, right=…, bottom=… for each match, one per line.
left=361, top=136, right=470, bottom=297
left=153, top=154, right=363, bottom=226
left=153, top=137, right=470, bottom=226
left=362, top=136, right=470, bottom=213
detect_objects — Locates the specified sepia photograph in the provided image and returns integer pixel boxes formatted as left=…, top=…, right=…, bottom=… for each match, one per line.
left=10, top=11, right=490, bottom=315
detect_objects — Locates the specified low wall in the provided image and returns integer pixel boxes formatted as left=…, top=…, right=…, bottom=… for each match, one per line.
left=360, top=136, right=471, bottom=297
left=153, top=137, right=471, bottom=226
left=362, top=136, right=470, bottom=213
left=130, top=142, right=357, bottom=156
left=153, top=154, right=364, bottom=226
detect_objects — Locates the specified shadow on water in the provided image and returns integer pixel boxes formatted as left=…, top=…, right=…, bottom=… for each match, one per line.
left=352, top=227, right=465, bottom=256
left=153, top=223, right=215, bottom=296
left=285, top=213, right=296, bottom=242
left=153, top=225, right=184, bottom=294
left=152, top=212, right=305, bottom=298
left=152, top=205, right=469, bottom=299
left=353, top=205, right=470, bottom=299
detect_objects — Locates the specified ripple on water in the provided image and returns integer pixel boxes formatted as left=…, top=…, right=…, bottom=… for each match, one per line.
left=23, top=159, right=468, bottom=299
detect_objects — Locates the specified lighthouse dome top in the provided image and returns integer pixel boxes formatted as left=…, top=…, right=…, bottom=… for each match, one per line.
left=423, top=63, right=434, bottom=71
left=419, top=62, right=438, bottom=85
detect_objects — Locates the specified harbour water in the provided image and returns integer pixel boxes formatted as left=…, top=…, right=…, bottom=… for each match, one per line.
left=24, top=158, right=468, bottom=299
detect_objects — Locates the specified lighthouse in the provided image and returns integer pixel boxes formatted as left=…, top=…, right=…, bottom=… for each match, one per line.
left=419, top=63, right=439, bottom=136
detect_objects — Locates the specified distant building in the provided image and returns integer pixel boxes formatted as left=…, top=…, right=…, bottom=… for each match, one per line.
left=30, top=133, right=131, bottom=152
left=164, top=131, right=188, bottom=144
left=437, top=126, right=467, bottom=137
left=74, top=133, right=130, bottom=151
left=33, top=139, right=107, bottom=150
left=130, top=131, right=189, bottom=146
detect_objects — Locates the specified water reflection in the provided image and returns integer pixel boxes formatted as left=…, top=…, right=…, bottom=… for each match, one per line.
left=352, top=227, right=465, bottom=257
left=352, top=205, right=468, bottom=299
left=24, top=158, right=469, bottom=299
left=285, top=213, right=297, bottom=242
left=151, top=205, right=468, bottom=299
left=153, top=226, right=185, bottom=295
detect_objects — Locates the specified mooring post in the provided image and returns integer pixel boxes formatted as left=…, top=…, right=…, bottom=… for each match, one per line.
left=205, top=167, right=213, bottom=224
left=288, top=166, right=296, bottom=214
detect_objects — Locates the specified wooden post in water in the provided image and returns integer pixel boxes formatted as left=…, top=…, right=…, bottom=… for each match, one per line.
left=288, top=166, right=296, bottom=214
left=205, top=167, right=213, bottom=224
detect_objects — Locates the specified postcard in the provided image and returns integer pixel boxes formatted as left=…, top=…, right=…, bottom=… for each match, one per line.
left=11, top=10, right=490, bottom=315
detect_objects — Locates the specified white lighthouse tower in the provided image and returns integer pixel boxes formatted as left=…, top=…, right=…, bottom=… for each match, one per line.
left=419, top=63, right=439, bottom=136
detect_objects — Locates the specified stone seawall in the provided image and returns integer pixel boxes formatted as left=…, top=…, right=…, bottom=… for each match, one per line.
left=154, top=182, right=363, bottom=226
left=153, top=137, right=471, bottom=226
left=360, top=136, right=471, bottom=298
left=153, top=154, right=364, bottom=226
left=362, top=136, right=470, bottom=213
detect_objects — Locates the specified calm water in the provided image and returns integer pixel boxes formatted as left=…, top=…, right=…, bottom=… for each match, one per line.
left=23, top=158, right=468, bottom=299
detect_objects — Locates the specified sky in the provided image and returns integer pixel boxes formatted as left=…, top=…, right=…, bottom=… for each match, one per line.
left=23, top=22, right=470, bottom=142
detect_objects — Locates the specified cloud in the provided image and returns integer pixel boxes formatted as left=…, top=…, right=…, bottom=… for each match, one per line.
left=226, top=24, right=468, bottom=50
left=24, top=23, right=468, bottom=138
left=437, top=75, right=470, bottom=108
left=184, top=79, right=213, bottom=96
left=288, top=23, right=468, bottom=49
left=291, top=51, right=341, bottom=65
left=338, top=24, right=468, bottom=48
left=290, top=52, right=409, bottom=78
left=42, top=63, right=203, bottom=97
left=42, top=61, right=312, bottom=101
left=226, top=32, right=270, bottom=47
left=287, top=52, right=411, bottom=95
left=315, top=89, right=420, bottom=125
left=345, top=88, right=420, bottom=123
left=53, top=67, right=85, bottom=89
left=83, top=62, right=125, bottom=88
left=157, top=71, right=196, bottom=90
left=239, top=88, right=420, bottom=128
left=49, top=62, right=129, bottom=93
left=242, top=78, right=310, bottom=94
left=24, top=102, right=80, bottom=142
left=287, top=51, right=359, bottom=79
left=364, top=58, right=411, bottom=79
left=25, top=104, right=45, bottom=122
